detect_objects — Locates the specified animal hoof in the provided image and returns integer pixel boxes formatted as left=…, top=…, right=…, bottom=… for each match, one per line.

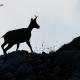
left=4, top=52, right=7, bottom=55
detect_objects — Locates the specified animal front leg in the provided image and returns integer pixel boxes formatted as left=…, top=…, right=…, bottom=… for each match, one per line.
left=26, top=41, right=33, bottom=53
left=16, top=43, right=19, bottom=51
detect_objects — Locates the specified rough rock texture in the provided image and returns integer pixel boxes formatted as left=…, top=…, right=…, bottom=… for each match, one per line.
left=54, top=51, right=80, bottom=80
left=0, top=50, right=80, bottom=80
left=0, top=51, right=55, bottom=80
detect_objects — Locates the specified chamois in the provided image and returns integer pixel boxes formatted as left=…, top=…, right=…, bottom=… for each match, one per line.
left=1, top=16, right=40, bottom=54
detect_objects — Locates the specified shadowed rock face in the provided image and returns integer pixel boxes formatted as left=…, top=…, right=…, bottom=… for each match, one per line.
left=54, top=51, right=80, bottom=80
left=0, top=36, right=80, bottom=80
left=0, top=50, right=80, bottom=80
left=0, top=50, right=55, bottom=80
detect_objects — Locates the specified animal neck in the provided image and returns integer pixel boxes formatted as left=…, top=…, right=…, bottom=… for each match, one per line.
left=27, top=25, right=33, bottom=32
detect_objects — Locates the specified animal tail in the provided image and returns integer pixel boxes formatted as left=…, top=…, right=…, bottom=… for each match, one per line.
left=0, top=35, right=4, bottom=39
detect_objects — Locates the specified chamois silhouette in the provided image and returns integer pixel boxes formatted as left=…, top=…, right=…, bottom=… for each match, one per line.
left=1, top=16, right=40, bottom=54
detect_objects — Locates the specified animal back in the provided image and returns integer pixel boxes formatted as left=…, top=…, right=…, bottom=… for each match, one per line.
left=3, top=28, right=31, bottom=43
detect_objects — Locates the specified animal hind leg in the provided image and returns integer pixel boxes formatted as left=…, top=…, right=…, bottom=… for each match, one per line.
left=26, top=41, right=33, bottom=53
left=4, top=43, right=13, bottom=54
left=1, top=41, right=7, bottom=54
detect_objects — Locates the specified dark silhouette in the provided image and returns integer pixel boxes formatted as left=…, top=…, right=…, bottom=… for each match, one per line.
left=0, top=50, right=55, bottom=80
left=1, top=16, right=40, bottom=54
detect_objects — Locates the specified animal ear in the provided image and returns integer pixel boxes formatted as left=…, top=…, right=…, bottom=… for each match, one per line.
left=31, top=18, right=33, bottom=21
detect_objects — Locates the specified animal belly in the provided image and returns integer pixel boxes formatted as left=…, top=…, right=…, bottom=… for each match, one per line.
left=7, top=36, right=26, bottom=43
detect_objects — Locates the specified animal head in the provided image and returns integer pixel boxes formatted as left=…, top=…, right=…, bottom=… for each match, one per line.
left=29, top=15, right=40, bottom=29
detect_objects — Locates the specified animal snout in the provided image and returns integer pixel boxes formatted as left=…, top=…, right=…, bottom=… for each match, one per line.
left=37, top=25, right=40, bottom=29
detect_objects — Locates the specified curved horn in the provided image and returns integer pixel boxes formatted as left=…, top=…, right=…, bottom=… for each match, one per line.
left=34, top=15, right=38, bottom=20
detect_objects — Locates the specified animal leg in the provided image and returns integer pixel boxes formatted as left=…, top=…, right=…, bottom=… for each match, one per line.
left=26, top=41, right=33, bottom=53
left=1, top=41, right=7, bottom=54
left=16, top=43, right=19, bottom=51
left=4, top=43, right=13, bottom=54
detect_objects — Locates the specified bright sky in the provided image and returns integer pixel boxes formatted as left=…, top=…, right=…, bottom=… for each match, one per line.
left=0, top=0, right=80, bottom=54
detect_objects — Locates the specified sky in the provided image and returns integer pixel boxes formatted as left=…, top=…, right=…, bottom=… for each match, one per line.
left=0, top=0, right=80, bottom=54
